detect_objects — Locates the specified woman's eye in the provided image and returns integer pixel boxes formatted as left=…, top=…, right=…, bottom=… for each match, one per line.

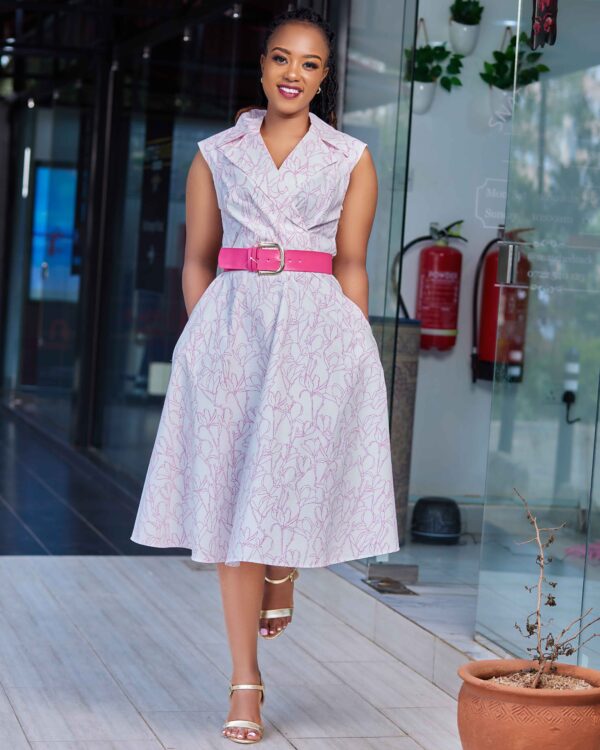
left=271, top=54, right=318, bottom=70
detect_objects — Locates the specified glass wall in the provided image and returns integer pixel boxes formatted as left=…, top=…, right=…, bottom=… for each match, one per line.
left=2, top=82, right=92, bottom=439
left=581, top=386, right=600, bottom=668
left=476, top=0, right=600, bottom=665
left=92, top=1, right=418, bottom=482
left=1, top=1, right=418, bottom=496
left=360, top=0, right=526, bottom=597
left=92, top=13, right=260, bottom=477
left=341, top=0, right=418, bottom=421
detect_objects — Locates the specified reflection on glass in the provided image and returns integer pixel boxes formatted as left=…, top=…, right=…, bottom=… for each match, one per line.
left=29, top=165, right=78, bottom=303
left=94, top=19, right=257, bottom=477
left=344, top=0, right=417, bottom=569
left=476, top=4, right=600, bottom=662
left=96, top=5, right=418, bottom=482
left=580, top=374, right=600, bottom=668
left=3, top=99, right=84, bottom=437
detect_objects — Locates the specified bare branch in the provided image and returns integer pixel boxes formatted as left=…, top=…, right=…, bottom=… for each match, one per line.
left=510, top=487, right=600, bottom=678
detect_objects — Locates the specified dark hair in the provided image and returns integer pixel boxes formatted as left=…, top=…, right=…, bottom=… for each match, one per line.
left=235, top=8, right=339, bottom=129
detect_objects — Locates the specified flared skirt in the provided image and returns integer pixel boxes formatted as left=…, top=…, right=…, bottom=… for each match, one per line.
left=130, top=270, right=400, bottom=567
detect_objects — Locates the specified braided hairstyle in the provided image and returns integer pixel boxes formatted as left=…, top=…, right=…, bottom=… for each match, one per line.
left=235, top=8, right=339, bottom=129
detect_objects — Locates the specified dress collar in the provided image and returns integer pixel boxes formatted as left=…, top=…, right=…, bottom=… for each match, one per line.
left=220, top=107, right=350, bottom=157
left=214, top=107, right=349, bottom=229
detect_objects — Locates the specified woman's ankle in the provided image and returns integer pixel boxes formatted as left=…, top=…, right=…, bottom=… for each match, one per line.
left=231, top=666, right=261, bottom=683
left=266, top=564, right=294, bottom=575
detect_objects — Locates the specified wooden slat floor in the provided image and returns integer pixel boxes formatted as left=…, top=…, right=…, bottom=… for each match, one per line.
left=0, top=556, right=461, bottom=750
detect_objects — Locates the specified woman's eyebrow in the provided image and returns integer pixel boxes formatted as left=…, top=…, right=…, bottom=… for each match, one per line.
left=271, top=46, right=322, bottom=61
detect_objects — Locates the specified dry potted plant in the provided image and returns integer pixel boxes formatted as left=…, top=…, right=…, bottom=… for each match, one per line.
left=457, top=488, right=600, bottom=749
left=449, top=0, right=484, bottom=56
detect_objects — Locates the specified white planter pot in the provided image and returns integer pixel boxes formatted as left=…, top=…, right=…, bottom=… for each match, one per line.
left=449, top=19, right=480, bottom=56
left=412, top=81, right=437, bottom=115
left=489, top=85, right=514, bottom=121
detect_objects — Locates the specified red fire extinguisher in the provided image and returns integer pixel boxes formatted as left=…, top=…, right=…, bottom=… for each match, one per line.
left=471, top=226, right=532, bottom=383
left=414, top=222, right=466, bottom=351
left=391, top=221, right=467, bottom=351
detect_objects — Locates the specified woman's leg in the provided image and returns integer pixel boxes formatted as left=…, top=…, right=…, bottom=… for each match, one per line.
left=259, top=565, right=296, bottom=637
left=218, top=561, right=266, bottom=741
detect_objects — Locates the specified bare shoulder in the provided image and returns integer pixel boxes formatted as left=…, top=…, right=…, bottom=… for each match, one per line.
left=350, top=144, right=376, bottom=180
left=346, top=141, right=377, bottom=199
left=187, top=151, right=213, bottom=195
left=190, top=149, right=210, bottom=173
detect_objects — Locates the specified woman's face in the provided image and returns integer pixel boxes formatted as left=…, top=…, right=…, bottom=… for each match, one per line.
left=260, top=22, right=329, bottom=113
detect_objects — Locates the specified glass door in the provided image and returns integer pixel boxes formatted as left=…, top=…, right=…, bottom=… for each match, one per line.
left=27, top=161, right=79, bottom=388
left=3, top=80, right=91, bottom=439
left=476, top=0, right=600, bottom=664
left=580, top=376, right=600, bottom=668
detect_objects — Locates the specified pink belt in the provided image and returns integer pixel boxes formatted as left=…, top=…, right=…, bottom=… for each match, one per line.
left=218, top=242, right=332, bottom=275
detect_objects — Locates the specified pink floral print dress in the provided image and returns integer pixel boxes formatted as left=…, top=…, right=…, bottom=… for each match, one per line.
left=130, top=107, right=400, bottom=567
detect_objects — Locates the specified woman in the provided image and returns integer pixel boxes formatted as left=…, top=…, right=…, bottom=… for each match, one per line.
left=130, top=7, right=399, bottom=744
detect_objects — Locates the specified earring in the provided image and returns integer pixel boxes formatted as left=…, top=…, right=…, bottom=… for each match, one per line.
left=317, top=86, right=322, bottom=93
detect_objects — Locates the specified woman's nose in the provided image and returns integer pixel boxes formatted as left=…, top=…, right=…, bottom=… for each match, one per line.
left=284, top=63, right=301, bottom=80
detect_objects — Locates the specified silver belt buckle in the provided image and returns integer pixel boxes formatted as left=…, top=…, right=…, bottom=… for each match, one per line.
left=256, top=241, right=285, bottom=275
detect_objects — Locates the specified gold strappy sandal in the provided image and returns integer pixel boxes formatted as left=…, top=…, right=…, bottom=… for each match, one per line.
left=259, top=568, right=299, bottom=640
left=222, top=677, right=265, bottom=744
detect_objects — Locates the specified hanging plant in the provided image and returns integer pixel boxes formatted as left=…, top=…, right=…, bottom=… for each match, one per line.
left=404, top=43, right=464, bottom=91
left=449, top=0, right=484, bottom=55
left=404, top=19, right=464, bottom=113
left=480, top=28, right=550, bottom=90
left=450, top=0, right=484, bottom=25
left=480, top=27, right=550, bottom=121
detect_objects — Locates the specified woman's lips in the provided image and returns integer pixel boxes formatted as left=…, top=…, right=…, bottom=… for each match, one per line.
left=277, top=85, right=302, bottom=99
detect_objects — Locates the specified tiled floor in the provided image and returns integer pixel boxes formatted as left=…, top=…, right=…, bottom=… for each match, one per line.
left=0, top=556, right=461, bottom=750
left=337, top=537, right=481, bottom=645
left=0, top=408, right=464, bottom=748
left=330, top=562, right=495, bottom=664
left=0, top=407, right=173, bottom=557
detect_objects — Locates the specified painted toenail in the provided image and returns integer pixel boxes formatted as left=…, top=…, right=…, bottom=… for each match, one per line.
left=260, top=627, right=268, bottom=635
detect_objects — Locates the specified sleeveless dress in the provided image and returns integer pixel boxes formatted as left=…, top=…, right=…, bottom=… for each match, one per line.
left=130, top=108, right=400, bottom=567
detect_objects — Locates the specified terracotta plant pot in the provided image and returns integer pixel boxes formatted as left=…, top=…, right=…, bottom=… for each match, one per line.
left=457, top=659, right=600, bottom=750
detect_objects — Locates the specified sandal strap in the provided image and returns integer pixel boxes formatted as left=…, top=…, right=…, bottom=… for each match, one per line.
left=264, top=568, right=299, bottom=585
left=229, top=683, right=264, bottom=696
left=260, top=607, right=293, bottom=619
left=222, top=719, right=263, bottom=732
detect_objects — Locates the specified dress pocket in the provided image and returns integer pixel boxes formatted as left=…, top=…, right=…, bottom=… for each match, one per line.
left=189, top=274, right=222, bottom=318
left=172, top=274, right=223, bottom=360
left=332, top=277, right=368, bottom=322
left=331, top=277, right=380, bottom=354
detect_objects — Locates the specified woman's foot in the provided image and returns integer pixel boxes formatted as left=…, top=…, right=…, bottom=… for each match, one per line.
left=259, top=566, right=298, bottom=638
left=222, top=670, right=264, bottom=743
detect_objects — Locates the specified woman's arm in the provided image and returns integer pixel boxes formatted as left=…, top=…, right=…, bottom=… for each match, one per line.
left=333, top=146, right=378, bottom=320
left=182, top=150, right=223, bottom=316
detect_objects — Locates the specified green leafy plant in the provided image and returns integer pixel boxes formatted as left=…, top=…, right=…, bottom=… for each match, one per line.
left=450, top=0, right=484, bottom=25
left=404, top=43, right=464, bottom=93
left=480, top=30, right=550, bottom=90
